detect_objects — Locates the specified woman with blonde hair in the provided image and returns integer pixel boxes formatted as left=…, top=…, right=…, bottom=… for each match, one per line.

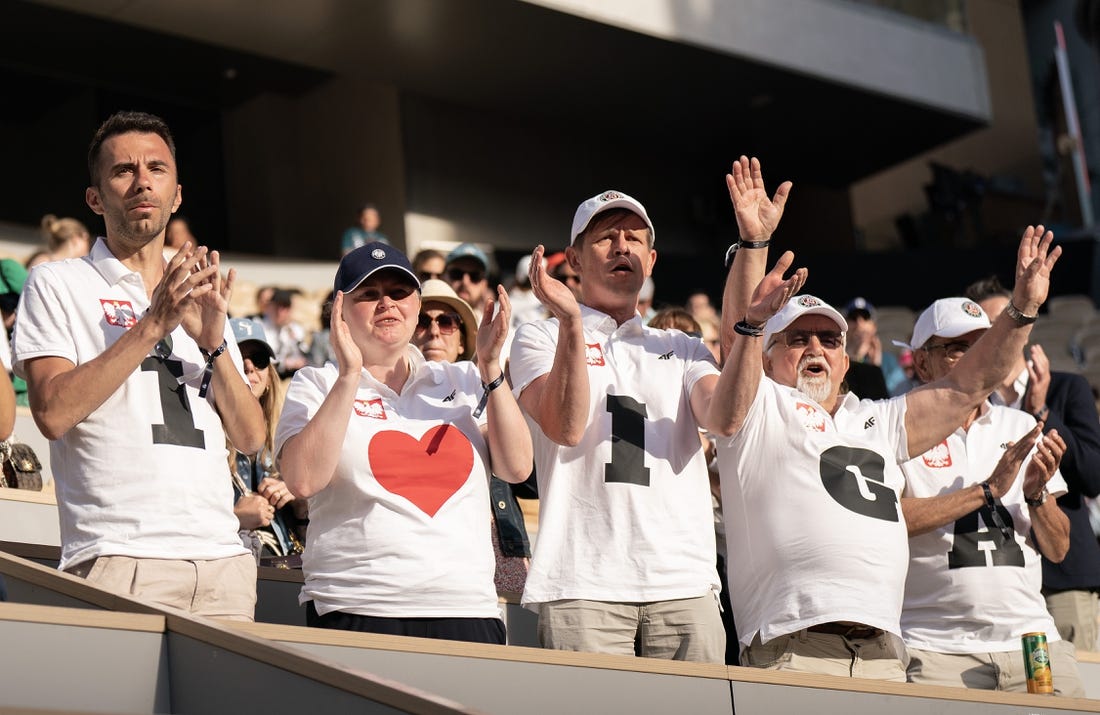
left=28, top=215, right=91, bottom=268
left=229, top=317, right=305, bottom=562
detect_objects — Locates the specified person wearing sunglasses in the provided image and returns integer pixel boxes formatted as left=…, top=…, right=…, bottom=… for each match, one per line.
left=228, top=317, right=306, bottom=565
left=895, top=298, right=1082, bottom=695
left=411, top=279, right=478, bottom=363
left=445, top=243, right=492, bottom=322
left=276, top=242, right=532, bottom=644
left=708, top=157, right=1062, bottom=682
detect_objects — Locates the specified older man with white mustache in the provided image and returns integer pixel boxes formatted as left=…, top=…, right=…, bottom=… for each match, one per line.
left=705, top=158, right=1062, bottom=681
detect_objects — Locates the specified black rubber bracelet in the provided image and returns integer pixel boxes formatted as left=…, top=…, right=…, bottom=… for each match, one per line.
left=197, top=339, right=228, bottom=398
left=734, top=319, right=765, bottom=338
left=980, top=481, right=996, bottom=508
left=473, top=373, right=506, bottom=418
left=724, top=239, right=772, bottom=268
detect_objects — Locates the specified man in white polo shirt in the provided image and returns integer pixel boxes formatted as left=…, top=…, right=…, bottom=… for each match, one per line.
left=13, top=111, right=265, bottom=619
left=509, top=188, right=724, bottom=661
left=708, top=154, right=1063, bottom=678
left=899, top=297, right=1084, bottom=696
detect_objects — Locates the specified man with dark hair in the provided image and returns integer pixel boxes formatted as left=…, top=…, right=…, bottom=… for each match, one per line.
left=13, top=110, right=265, bottom=619
left=966, top=275, right=1100, bottom=652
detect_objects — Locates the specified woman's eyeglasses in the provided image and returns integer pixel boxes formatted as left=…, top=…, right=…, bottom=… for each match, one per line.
left=417, top=271, right=444, bottom=282
left=416, top=313, right=463, bottom=335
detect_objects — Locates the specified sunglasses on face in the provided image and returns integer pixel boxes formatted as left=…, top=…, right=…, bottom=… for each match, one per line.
left=416, top=312, right=463, bottom=335
left=769, top=329, right=845, bottom=351
left=417, top=271, right=444, bottom=282
left=242, top=351, right=271, bottom=370
left=447, top=267, right=485, bottom=284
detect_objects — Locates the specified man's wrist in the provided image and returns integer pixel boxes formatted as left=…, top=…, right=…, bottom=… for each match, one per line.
left=724, top=238, right=772, bottom=268
left=1004, top=301, right=1038, bottom=325
left=1033, top=405, right=1050, bottom=422
left=1025, top=487, right=1049, bottom=507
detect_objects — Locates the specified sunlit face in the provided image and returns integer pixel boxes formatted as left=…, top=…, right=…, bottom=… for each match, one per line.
left=416, top=255, right=446, bottom=283
left=568, top=210, right=655, bottom=306
left=412, top=300, right=466, bottom=363
left=913, top=329, right=986, bottom=384
left=240, top=343, right=273, bottom=399
left=342, top=271, right=421, bottom=352
left=763, top=314, right=849, bottom=406
left=85, top=131, right=181, bottom=247
left=446, top=257, right=488, bottom=308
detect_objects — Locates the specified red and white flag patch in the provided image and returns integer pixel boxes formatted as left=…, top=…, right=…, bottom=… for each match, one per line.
left=796, top=402, right=826, bottom=432
left=585, top=343, right=605, bottom=366
left=354, top=398, right=387, bottom=420
left=100, top=299, right=137, bottom=328
left=922, top=441, right=952, bottom=468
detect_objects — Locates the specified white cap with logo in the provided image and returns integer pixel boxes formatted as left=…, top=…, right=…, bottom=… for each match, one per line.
left=763, top=295, right=848, bottom=346
left=903, top=297, right=991, bottom=350
left=571, top=190, right=655, bottom=245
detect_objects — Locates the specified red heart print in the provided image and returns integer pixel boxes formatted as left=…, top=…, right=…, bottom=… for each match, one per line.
left=368, top=425, right=475, bottom=517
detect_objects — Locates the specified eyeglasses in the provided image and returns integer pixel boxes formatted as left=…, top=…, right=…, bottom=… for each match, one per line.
left=242, top=351, right=271, bottom=370
left=447, top=267, right=485, bottom=284
left=354, top=285, right=417, bottom=302
left=768, top=329, right=845, bottom=350
left=416, top=312, right=463, bottom=335
left=922, top=341, right=971, bottom=362
left=417, top=271, right=444, bottom=282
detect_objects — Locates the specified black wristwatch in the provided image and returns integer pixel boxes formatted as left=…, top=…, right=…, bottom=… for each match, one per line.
left=1024, top=488, right=1049, bottom=507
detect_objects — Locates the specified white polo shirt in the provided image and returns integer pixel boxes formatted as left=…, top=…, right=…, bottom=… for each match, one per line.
left=901, top=402, right=1067, bottom=653
left=715, top=382, right=911, bottom=649
left=509, top=306, right=720, bottom=607
left=12, top=238, right=248, bottom=570
left=275, top=349, right=500, bottom=619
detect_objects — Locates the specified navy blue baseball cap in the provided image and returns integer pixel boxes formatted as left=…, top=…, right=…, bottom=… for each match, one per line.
left=334, top=241, right=420, bottom=294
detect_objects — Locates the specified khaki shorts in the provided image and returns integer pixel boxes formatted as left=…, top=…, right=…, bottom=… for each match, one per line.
left=67, top=553, right=257, bottom=621
left=906, top=640, right=1085, bottom=697
left=741, top=629, right=907, bottom=681
left=538, top=595, right=725, bottom=663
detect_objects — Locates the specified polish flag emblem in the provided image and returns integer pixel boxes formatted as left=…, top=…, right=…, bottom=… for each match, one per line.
left=796, top=402, right=826, bottom=432
left=100, top=299, right=137, bottom=328
left=923, top=441, right=952, bottom=468
left=585, top=343, right=605, bottom=366
left=354, top=398, right=387, bottom=419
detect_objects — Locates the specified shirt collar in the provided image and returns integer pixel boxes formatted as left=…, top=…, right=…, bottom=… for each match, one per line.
left=579, top=304, right=644, bottom=337
left=88, top=236, right=139, bottom=287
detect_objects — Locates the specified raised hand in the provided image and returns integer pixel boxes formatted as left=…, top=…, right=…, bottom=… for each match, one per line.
left=986, top=423, right=1041, bottom=499
left=1012, top=225, right=1061, bottom=315
left=146, top=242, right=216, bottom=339
left=476, top=284, right=511, bottom=369
left=745, top=251, right=807, bottom=326
left=1022, top=427, right=1065, bottom=499
left=529, top=245, right=581, bottom=322
left=328, top=290, right=364, bottom=378
left=726, top=155, right=792, bottom=244
left=181, top=248, right=233, bottom=352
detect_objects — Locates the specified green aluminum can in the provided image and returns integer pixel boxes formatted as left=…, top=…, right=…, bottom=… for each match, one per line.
left=1022, top=631, right=1053, bottom=694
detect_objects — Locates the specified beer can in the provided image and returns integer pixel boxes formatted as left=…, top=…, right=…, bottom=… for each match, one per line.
left=1022, top=631, right=1054, bottom=694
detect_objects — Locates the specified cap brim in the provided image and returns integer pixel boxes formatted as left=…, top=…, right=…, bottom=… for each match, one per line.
left=341, top=265, right=420, bottom=294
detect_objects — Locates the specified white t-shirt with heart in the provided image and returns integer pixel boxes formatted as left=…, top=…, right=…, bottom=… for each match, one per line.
left=275, top=349, right=499, bottom=619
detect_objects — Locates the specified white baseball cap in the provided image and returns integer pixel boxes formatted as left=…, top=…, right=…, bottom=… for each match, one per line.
left=763, top=295, right=848, bottom=346
left=904, top=297, right=991, bottom=350
left=571, top=190, right=655, bottom=245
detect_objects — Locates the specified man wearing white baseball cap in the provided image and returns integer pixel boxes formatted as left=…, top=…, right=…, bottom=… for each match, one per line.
left=707, top=154, right=1063, bottom=680
left=509, top=185, right=724, bottom=662
left=897, top=298, right=1083, bottom=696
